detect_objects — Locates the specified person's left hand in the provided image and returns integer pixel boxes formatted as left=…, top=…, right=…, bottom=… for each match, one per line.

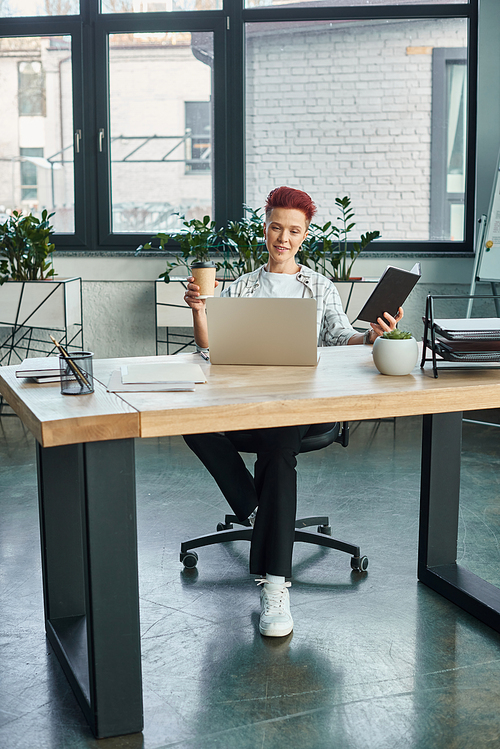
left=368, top=307, right=404, bottom=343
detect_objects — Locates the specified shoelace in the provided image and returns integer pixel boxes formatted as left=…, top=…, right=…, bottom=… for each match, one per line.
left=255, top=579, right=291, bottom=614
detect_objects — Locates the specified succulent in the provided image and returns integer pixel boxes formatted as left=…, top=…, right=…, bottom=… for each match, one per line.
left=381, top=329, right=413, bottom=340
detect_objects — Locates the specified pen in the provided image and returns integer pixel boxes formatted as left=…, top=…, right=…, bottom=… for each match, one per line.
left=200, top=351, right=210, bottom=361
left=50, top=335, right=91, bottom=389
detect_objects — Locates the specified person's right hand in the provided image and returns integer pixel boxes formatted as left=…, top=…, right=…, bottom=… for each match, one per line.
left=183, top=276, right=219, bottom=311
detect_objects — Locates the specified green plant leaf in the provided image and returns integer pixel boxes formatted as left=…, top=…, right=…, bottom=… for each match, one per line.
left=381, top=329, right=413, bottom=340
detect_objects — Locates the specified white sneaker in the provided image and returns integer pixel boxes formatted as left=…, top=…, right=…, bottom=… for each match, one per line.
left=257, top=579, right=293, bottom=637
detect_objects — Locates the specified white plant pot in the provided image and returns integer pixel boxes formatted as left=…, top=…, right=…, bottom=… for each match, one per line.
left=0, top=277, right=81, bottom=329
left=372, top=336, right=419, bottom=376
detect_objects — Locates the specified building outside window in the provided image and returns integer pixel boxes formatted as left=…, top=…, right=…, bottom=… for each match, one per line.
left=185, top=101, right=211, bottom=174
left=108, top=32, right=213, bottom=233
left=0, top=36, right=74, bottom=232
left=18, top=61, right=45, bottom=116
left=430, top=48, right=467, bottom=241
left=20, top=147, right=43, bottom=202
left=245, top=18, right=468, bottom=240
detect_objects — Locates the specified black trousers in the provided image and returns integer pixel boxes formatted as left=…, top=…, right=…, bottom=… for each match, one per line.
left=183, top=424, right=310, bottom=577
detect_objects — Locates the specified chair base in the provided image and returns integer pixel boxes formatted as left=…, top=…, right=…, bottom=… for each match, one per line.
left=180, top=515, right=368, bottom=572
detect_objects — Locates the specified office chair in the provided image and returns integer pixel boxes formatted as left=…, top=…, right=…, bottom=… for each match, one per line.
left=180, top=422, right=369, bottom=573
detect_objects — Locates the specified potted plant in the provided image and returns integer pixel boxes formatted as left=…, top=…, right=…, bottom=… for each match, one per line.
left=223, top=206, right=266, bottom=277
left=0, top=210, right=82, bottom=334
left=140, top=215, right=229, bottom=283
left=299, top=196, right=380, bottom=282
left=0, top=209, right=56, bottom=284
left=140, top=207, right=267, bottom=283
left=297, top=196, right=381, bottom=325
left=372, top=328, right=419, bottom=376
left=141, top=215, right=229, bottom=336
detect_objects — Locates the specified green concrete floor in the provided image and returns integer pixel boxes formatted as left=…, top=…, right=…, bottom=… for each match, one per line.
left=1, top=415, right=500, bottom=749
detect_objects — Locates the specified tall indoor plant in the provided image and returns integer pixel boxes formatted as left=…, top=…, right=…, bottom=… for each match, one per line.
left=0, top=209, right=57, bottom=284
left=140, top=215, right=227, bottom=282
left=299, top=196, right=380, bottom=281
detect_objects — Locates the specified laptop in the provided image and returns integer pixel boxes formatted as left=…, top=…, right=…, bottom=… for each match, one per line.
left=206, top=297, right=318, bottom=365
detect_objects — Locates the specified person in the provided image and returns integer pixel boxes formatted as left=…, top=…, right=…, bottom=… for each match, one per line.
left=183, top=186, right=403, bottom=638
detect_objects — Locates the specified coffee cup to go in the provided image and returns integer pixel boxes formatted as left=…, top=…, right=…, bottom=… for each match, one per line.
left=191, top=261, right=216, bottom=299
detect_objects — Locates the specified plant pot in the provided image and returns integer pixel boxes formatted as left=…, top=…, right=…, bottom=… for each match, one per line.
left=0, top=277, right=82, bottom=329
left=372, top=336, right=419, bottom=376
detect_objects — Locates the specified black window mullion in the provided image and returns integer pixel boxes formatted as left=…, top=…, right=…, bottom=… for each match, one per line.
left=222, top=0, right=245, bottom=225
left=213, top=18, right=229, bottom=228
left=465, top=10, right=478, bottom=249
left=242, top=3, right=472, bottom=23
left=64, top=22, right=87, bottom=249
left=94, top=23, right=112, bottom=247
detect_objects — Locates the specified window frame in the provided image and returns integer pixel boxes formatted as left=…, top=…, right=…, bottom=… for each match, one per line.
left=0, top=1, right=478, bottom=255
left=94, top=10, right=227, bottom=249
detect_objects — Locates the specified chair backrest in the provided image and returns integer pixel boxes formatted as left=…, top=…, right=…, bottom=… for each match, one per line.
left=228, top=422, right=349, bottom=454
left=301, top=422, right=349, bottom=451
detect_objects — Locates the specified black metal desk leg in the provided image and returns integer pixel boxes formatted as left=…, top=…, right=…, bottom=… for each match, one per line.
left=418, top=412, right=500, bottom=633
left=37, top=438, right=143, bottom=738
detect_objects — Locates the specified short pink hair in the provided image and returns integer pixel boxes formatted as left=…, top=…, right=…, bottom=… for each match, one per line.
left=265, top=186, right=317, bottom=224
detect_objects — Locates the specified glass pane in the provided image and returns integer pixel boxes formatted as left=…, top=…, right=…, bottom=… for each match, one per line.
left=446, top=63, right=466, bottom=195
left=450, top=203, right=464, bottom=242
left=245, top=18, right=468, bottom=242
left=101, top=0, right=221, bottom=13
left=0, top=0, right=79, bottom=17
left=0, top=37, right=74, bottom=233
left=246, top=0, right=467, bottom=7
left=109, top=32, right=213, bottom=233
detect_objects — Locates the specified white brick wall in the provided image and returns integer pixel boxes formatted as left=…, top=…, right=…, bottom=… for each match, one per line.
left=245, top=18, right=467, bottom=240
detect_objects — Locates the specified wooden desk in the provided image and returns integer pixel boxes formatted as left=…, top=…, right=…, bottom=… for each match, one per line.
left=2, top=347, right=500, bottom=738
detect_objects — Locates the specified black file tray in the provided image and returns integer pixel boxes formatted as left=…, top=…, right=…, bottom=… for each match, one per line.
left=421, top=294, right=500, bottom=378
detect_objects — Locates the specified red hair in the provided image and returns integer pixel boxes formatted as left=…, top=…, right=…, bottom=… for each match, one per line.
left=265, top=186, right=317, bottom=224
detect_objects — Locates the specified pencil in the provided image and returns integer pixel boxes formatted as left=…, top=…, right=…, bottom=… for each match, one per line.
left=49, top=335, right=91, bottom=390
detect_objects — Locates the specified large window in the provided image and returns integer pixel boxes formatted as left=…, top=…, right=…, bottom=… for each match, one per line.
left=0, top=1, right=478, bottom=253
left=245, top=17, right=468, bottom=242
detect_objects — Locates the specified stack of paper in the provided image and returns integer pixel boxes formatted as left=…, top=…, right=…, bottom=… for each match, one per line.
left=432, top=318, right=500, bottom=363
left=434, top=318, right=500, bottom=340
left=15, top=357, right=62, bottom=383
left=107, top=362, right=206, bottom=392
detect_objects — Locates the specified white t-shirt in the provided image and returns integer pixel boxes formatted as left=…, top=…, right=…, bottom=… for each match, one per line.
left=251, top=267, right=306, bottom=299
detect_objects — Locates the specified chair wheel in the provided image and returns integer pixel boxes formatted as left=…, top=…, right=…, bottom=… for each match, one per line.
left=217, top=522, right=233, bottom=532
left=317, top=524, right=332, bottom=536
left=351, top=555, right=368, bottom=572
left=181, top=550, right=198, bottom=568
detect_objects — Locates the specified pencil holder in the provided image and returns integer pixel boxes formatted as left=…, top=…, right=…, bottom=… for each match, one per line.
left=59, top=351, right=94, bottom=395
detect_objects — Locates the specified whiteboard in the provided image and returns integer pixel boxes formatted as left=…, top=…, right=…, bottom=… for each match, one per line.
left=477, top=148, right=500, bottom=281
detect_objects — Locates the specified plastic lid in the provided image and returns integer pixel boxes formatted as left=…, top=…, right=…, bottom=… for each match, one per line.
left=191, top=261, right=216, bottom=268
